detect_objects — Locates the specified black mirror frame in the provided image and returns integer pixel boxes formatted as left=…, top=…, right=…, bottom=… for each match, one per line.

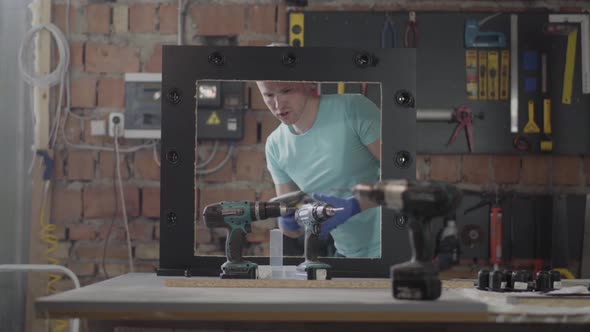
left=158, top=46, right=416, bottom=278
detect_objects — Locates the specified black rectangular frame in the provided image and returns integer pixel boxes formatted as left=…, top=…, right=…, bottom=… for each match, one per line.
left=158, top=46, right=416, bottom=278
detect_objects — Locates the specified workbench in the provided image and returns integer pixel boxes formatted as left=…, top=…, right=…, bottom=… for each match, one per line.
left=36, top=273, right=590, bottom=332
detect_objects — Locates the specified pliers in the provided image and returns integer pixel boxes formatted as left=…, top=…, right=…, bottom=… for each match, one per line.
left=447, top=106, right=475, bottom=152
left=404, top=11, right=418, bottom=48
left=381, top=13, right=397, bottom=48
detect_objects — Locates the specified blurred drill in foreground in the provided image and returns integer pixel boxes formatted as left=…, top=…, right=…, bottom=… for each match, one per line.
left=353, top=179, right=462, bottom=300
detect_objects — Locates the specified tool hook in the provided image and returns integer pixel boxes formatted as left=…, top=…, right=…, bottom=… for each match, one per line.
left=447, top=106, right=474, bottom=152
left=381, top=13, right=397, bottom=48
left=404, top=11, right=418, bottom=48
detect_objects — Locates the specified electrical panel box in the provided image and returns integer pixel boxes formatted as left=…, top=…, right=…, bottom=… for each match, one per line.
left=123, top=74, right=245, bottom=140
left=196, top=80, right=245, bottom=140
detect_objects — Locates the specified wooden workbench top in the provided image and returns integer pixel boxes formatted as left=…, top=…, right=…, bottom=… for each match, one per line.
left=36, top=273, right=487, bottom=322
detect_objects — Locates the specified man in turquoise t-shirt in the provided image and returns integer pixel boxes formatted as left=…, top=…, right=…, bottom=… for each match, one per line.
left=257, top=81, right=381, bottom=258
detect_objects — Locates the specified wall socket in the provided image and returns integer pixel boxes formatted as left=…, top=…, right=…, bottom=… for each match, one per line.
left=108, top=112, right=125, bottom=137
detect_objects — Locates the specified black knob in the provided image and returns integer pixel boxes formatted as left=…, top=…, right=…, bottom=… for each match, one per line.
left=503, top=270, right=513, bottom=290
left=282, top=52, right=297, bottom=67
left=394, top=150, right=412, bottom=168
left=489, top=269, right=504, bottom=292
left=166, top=150, right=180, bottom=165
left=550, top=270, right=562, bottom=290
left=535, top=270, right=552, bottom=292
left=511, top=270, right=529, bottom=291
left=393, top=214, right=408, bottom=228
left=208, top=52, right=225, bottom=66
left=477, top=269, right=490, bottom=290
left=394, top=90, right=415, bottom=108
left=353, top=52, right=374, bottom=68
left=167, top=212, right=178, bottom=226
left=166, top=88, right=182, bottom=105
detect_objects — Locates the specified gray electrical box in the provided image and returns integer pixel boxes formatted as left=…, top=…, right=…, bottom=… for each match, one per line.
left=123, top=74, right=245, bottom=140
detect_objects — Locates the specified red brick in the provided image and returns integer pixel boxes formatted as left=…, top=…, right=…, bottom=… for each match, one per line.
left=239, top=40, right=273, bottom=47
left=492, top=155, right=520, bottom=184
left=236, top=151, right=265, bottom=181
left=199, top=189, right=256, bottom=213
left=135, top=243, right=159, bottom=260
left=67, top=150, right=96, bottom=181
left=75, top=243, right=129, bottom=260
left=70, top=78, right=97, bottom=108
left=98, top=151, right=130, bottom=180
left=100, top=263, right=129, bottom=278
left=260, top=112, right=280, bottom=144
left=83, top=185, right=140, bottom=218
left=98, top=78, right=125, bottom=108
left=145, top=44, right=163, bottom=73
left=248, top=5, right=276, bottom=34
left=521, top=156, right=550, bottom=185
left=142, top=187, right=160, bottom=218
left=53, top=150, right=67, bottom=180
left=415, top=154, right=430, bottom=180
left=198, top=145, right=233, bottom=182
left=461, top=155, right=490, bottom=184
left=190, top=5, right=246, bottom=36
left=53, top=242, right=71, bottom=260
left=429, top=156, right=461, bottom=183
left=552, top=156, right=582, bottom=186
left=66, top=262, right=96, bottom=277
left=129, top=222, right=154, bottom=241
left=58, top=114, right=83, bottom=145
left=155, top=224, right=160, bottom=240
left=129, top=4, right=156, bottom=33
left=51, top=186, right=83, bottom=224
left=87, top=4, right=111, bottom=34
left=54, top=224, right=67, bottom=241
left=258, top=188, right=277, bottom=202
left=52, top=4, right=78, bottom=34
left=134, top=150, right=160, bottom=180
left=99, top=222, right=126, bottom=241
left=86, top=43, right=140, bottom=74
left=68, top=223, right=97, bottom=241
left=70, top=42, right=84, bottom=69
left=239, top=111, right=258, bottom=145
left=159, top=3, right=178, bottom=34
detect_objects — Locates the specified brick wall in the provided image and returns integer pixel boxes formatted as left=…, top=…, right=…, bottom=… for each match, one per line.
left=48, top=0, right=590, bottom=287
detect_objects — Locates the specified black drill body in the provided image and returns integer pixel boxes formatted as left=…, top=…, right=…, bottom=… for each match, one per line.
left=353, top=179, right=462, bottom=300
left=202, top=201, right=291, bottom=279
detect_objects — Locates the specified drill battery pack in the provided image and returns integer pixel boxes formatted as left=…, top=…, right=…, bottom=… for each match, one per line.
left=295, top=262, right=332, bottom=280
left=220, top=261, right=258, bottom=279
left=391, top=261, right=442, bottom=300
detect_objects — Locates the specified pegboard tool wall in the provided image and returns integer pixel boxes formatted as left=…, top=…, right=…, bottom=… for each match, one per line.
left=292, top=11, right=590, bottom=155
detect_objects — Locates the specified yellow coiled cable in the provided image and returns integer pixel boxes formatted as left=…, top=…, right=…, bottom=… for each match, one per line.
left=39, top=181, right=68, bottom=332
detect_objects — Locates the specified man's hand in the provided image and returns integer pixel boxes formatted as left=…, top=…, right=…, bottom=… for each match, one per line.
left=312, top=193, right=361, bottom=239
left=278, top=212, right=304, bottom=238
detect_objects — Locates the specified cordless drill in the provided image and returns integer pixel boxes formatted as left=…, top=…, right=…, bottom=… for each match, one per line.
left=294, top=202, right=342, bottom=280
left=353, top=179, right=462, bottom=300
left=202, top=201, right=293, bottom=279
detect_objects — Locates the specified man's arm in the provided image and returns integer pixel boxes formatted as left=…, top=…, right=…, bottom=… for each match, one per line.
left=357, top=138, right=381, bottom=210
left=275, top=182, right=305, bottom=238
left=366, top=138, right=381, bottom=161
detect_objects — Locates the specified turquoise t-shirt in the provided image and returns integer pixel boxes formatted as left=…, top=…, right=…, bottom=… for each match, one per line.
left=265, top=93, right=381, bottom=258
